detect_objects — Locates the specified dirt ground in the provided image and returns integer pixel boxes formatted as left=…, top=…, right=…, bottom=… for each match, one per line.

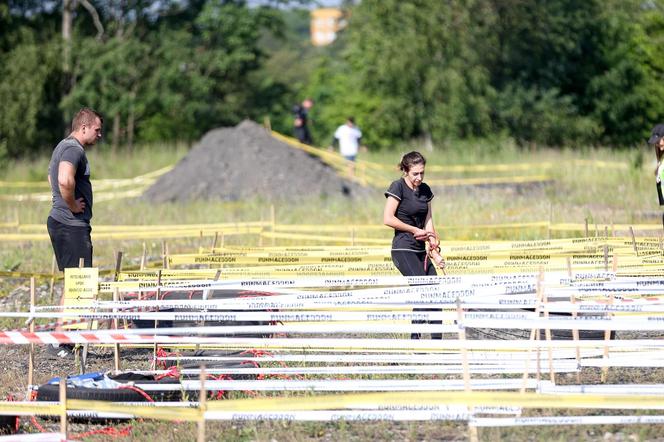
left=2, top=281, right=664, bottom=441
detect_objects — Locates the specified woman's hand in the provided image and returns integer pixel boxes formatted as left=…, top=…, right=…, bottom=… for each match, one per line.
left=413, top=228, right=429, bottom=240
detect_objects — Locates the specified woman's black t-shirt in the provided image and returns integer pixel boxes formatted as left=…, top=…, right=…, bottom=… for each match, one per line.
left=385, top=178, right=434, bottom=252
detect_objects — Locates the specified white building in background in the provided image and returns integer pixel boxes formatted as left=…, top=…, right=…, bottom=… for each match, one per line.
left=310, top=8, right=345, bottom=46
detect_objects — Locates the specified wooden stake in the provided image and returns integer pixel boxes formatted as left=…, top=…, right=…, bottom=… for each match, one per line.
left=456, top=299, right=478, bottom=442
left=113, top=250, right=128, bottom=330
left=601, top=292, right=614, bottom=383
left=456, top=298, right=470, bottom=391
left=162, top=241, right=169, bottom=269
left=59, top=379, right=67, bottom=437
left=48, top=255, right=57, bottom=304
left=27, top=277, right=36, bottom=397
left=584, top=218, right=589, bottom=237
left=212, top=232, right=219, bottom=251
left=80, top=279, right=98, bottom=375
left=114, top=251, right=124, bottom=282
left=521, top=270, right=544, bottom=393
left=629, top=226, right=637, bottom=254
left=571, top=294, right=581, bottom=383
left=603, top=244, right=609, bottom=272
left=543, top=282, right=555, bottom=383
left=152, top=270, right=162, bottom=371
left=113, top=287, right=121, bottom=372
left=198, top=365, right=207, bottom=442
left=601, top=255, right=619, bottom=383
left=535, top=322, right=541, bottom=384
left=140, top=243, right=147, bottom=270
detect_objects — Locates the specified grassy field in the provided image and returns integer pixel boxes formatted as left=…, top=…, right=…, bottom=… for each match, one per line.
left=0, top=139, right=657, bottom=274
left=1, top=139, right=663, bottom=441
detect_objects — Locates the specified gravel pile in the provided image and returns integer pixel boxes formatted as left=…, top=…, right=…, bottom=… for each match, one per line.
left=143, top=120, right=370, bottom=202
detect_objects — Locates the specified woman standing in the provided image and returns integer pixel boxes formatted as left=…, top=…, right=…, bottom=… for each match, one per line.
left=650, top=124, right=664, bottom=228
left=383, top=151, right=445, bottom=339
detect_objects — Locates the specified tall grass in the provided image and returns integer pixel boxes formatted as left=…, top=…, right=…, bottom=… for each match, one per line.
left=0, top=141, right=189, bottom=181
left=0, top=138, right=659, bottom=272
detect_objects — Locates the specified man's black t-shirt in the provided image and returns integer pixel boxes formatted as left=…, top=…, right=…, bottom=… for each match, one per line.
left=385, top=178, right=434, bottom=252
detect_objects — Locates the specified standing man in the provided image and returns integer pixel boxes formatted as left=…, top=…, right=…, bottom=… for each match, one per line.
left=293, top=98, right=314, bottom=145
left=47, top=107, right=103, bottom=270
left=332, top=117, right=363, bottom=176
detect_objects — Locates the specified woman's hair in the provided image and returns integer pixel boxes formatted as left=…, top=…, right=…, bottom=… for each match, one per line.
left=656, top=144, right=664, bottom=164
left=398, top=151, right=426, bottom=173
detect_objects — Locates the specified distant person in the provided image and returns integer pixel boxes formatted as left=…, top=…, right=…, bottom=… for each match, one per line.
left=47, top=107, right=103, bottom=271
left=649, top=123, right=664, bottom=228
left=332, top=117, right=363, bottom=162
left=293, top=98, right=314, bottom=145
left=383, top=151, right=445, bottom=340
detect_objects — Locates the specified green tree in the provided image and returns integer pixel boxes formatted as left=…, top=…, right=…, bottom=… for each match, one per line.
left=62, top=1, right=287, bottom=145
left=489, top=0, right=664, bottom=145
left=309, top=0, right=496, bottom=148
left=0, top=41, right=60, bottom=163
left=588, top=0, right=664, bottom=145
left=60, top=37, right=151, bottom=151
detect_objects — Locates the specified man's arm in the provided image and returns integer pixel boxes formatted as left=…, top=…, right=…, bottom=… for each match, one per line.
left=58, top=161, right=85, bottom=213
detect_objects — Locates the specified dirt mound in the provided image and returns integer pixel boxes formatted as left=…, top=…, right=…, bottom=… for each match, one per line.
left=143, top=120, right=370, bottom=202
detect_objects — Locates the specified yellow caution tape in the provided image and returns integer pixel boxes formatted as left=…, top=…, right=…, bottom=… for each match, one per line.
left=0, top=390, right=657, bottom=421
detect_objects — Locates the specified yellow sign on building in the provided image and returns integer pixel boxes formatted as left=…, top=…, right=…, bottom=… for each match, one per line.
left=311, top=8, right=345, bottom=46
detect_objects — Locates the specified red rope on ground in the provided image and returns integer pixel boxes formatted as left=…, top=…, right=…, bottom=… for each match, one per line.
left=155, top=365, right=181, bottom=381
left=240, top=349, right=273, bottom=358
left=24, top=389, right=47, bottom=434
left=29, top=416, right=46, bottom=433
left=118, top=385, right=155, bottom=402
left=240, top=360, right=263, bottom=380
left=210, top=374, right=230, bottom=399
left=73, top=424, right=133, bottom=439
left=154, top=347, right=181, bottom=369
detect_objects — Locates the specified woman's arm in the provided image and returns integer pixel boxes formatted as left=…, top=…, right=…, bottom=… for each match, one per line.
left=424, top=202, right=439, bottom=247
left=383, top=196, right=428, bottom=239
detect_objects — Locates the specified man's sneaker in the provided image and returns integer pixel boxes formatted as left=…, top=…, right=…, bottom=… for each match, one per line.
left=45, top=344, right=75, bottom=359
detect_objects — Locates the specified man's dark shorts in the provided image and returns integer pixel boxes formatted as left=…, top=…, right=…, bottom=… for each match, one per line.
left=47, top=216, right=92, bottom=271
